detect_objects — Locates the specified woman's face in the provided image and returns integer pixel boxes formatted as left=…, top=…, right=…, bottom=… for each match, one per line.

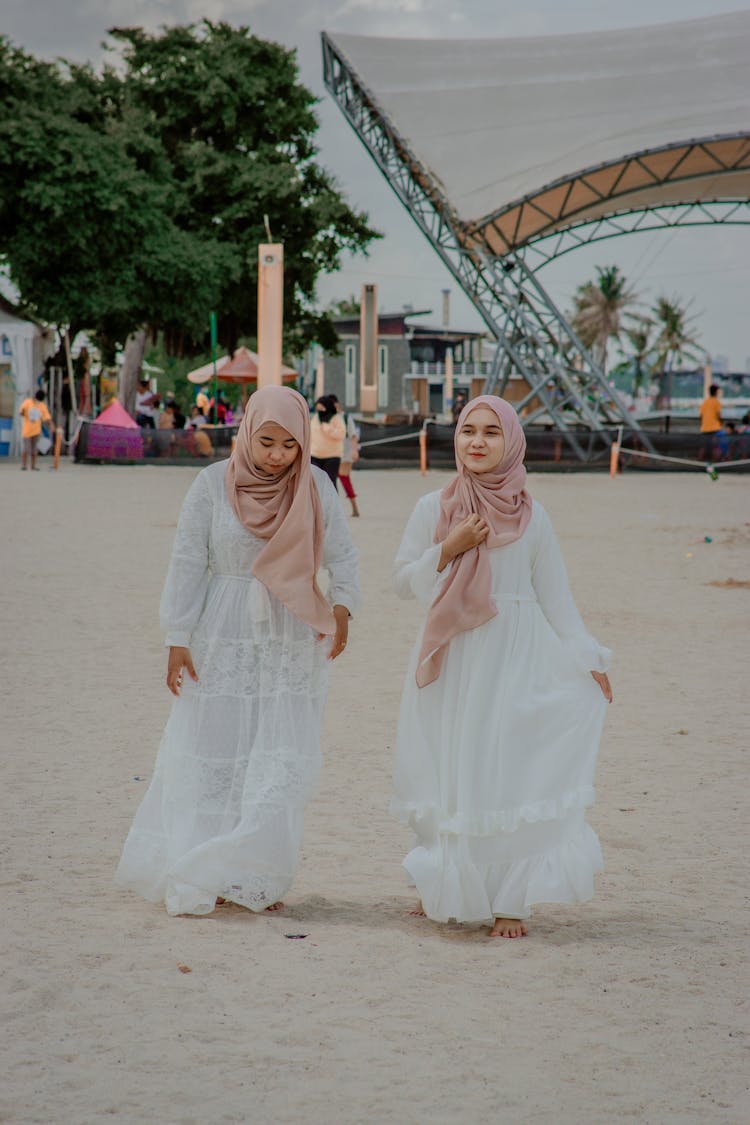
left=251, top=421, right=300, bottom=475
left=456, top=406, right=506, bottom=473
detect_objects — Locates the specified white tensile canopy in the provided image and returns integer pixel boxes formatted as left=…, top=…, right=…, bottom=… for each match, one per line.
left=327, top=11, right=750, bottom=255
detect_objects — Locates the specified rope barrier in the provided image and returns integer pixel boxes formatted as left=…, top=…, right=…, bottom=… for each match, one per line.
left=359, top=420, right=439, bottom=476
left=618, top=445, right=750, bottom=475
left=357, top=429, right=423, bottom=449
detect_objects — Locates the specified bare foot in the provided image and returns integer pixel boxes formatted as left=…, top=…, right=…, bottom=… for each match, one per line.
left=409, top=901, right=426, bottom=917
left=489, top=917, right=528, bottom=939
left=265, top=901, right=284, bottom=912
left=215, top=896, right=227, bottom=906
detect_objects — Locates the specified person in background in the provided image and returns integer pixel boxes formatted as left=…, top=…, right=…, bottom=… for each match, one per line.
left=158, top=403, right=175, bottom=430
left=329, top=394, right=360, bottom=517
left=155, top=401, right=176, bottom=456
left=135, top=380, right=157, bottom=428
left=185, top=406, right=208, bottom=429
left=310, top=394, right=345, bottom=487
left=738, top=412, right=750, bottom=458
left=720, top=420, right=738, bottom=460
left=195, top=388, right=210, bottom=417
left=699, top=384, right=722, bottom=461
left=165, top=394, right=185, bottom=430
left=452, top=390, right=468, bottom=423
left=19, top=389, right=53, bottom=471
left=184, top=406, right=211, bottom=455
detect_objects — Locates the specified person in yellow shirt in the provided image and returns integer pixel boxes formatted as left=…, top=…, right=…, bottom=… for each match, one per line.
left=19, top=390, right=53, bottom=471
left=699, top=384, right=722, bottom=461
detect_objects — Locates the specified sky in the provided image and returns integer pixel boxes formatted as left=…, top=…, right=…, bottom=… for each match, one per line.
left=4, top=0, right=750, bottom=368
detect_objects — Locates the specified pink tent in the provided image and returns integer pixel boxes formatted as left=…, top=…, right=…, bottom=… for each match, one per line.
left=95, top=399, right=140, bottom=428
left=85, top=398, right=144, bottom=459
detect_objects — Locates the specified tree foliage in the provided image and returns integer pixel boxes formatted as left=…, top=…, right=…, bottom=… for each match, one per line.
left=0, top=23, right=379, bottom=359
left=620, top=317, right=656, bottom=396
left=650, top=295, right=704, bottom=371
left=570, top=265, right=638, bottom=372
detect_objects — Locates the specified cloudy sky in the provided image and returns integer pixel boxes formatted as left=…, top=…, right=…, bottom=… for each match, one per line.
left=5, top=0, right=750, bottom=367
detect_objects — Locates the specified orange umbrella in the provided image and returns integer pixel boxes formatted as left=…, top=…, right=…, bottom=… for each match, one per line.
left=225, top=347, right=297, bottom=383
left=193, top=346, right=297, bottom=384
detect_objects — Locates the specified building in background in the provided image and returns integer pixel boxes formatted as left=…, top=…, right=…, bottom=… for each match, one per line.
left=320, top=309, right=489, bottom=418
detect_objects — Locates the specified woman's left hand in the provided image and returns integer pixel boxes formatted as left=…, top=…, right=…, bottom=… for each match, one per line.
left=327, top=604, right=350, bottom=660
left=591, top=671, right=613, bottom=702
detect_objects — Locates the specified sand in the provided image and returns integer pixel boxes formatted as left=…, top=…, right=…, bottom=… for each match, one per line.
left=2, top=460, right=748, bottom=1124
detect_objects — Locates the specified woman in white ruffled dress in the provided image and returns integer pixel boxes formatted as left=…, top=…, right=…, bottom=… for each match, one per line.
left=116, top=386, right=360, bottom=917
left=392, top=396, right=611, bottom=938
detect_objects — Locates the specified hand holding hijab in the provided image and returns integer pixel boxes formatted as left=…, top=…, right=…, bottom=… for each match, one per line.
left=416, top=396, right=532, bottom=687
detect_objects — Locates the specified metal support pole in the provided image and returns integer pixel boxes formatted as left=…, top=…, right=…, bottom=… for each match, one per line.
left=258, top=244, right=284, bottom=388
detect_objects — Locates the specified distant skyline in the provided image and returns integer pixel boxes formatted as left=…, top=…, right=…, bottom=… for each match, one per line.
left=4, top=1, right=750, bottom=366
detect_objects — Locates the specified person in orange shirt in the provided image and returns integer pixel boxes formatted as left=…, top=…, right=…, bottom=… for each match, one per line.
left=699, top=384, right=722, bottom=461
left=19, top=389, right=53, bottom=471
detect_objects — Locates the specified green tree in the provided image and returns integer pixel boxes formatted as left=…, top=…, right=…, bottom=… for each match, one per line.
left=108, top=22, right=377, bottom=356
left=570, top=265, right=639, bottom=372
left=651, top=296, right=705, bottom=408
left=621, top=317, right=657, bottom=398
left=0, top=23, right=378, bottom=372
left=0, top=39, right=222, bottom=361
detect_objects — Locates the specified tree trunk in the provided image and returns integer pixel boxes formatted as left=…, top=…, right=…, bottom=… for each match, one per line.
left=120, top=328, right=147, bottom=417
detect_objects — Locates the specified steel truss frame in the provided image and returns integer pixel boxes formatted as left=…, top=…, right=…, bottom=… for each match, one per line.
left=472, top=133, right=750, bottom=257
left=522, top=200, right=750, bottom=268
left=322, top=33, right=656, bottom=462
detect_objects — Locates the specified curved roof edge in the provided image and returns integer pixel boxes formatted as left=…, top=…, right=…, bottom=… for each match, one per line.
left=472, top=134, right=750, bottom=254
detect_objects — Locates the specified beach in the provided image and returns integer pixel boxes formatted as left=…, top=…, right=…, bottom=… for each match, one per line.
left=2, top=461, right=748, bottom=1124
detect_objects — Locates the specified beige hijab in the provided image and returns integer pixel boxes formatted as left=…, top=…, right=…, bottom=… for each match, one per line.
left=225, top=385, right=335, bottom=635
left=416, top=396, right=532, bottom=687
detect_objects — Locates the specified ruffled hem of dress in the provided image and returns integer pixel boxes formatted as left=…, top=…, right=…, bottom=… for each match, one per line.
left=115, top=828, right=296, bottom=916
left=390, top=785, right=595, bottom=837
left=403, top=821, right=603, bottom=924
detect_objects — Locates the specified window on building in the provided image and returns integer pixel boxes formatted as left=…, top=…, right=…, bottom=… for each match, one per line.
left=344, top=344, right=357, bottom=407
left=377, top=344, right=389, bottom=408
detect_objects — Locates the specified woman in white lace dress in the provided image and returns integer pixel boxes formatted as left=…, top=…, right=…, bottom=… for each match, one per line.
left=116, top=386, right=360, bottom=916
left=392, top=396, right=612, bottom=938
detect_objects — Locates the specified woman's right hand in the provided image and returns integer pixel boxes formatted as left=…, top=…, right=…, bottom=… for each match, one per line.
left=438, top=514, right=489, bottom=571
left=167, top=646, right=199, bottom=696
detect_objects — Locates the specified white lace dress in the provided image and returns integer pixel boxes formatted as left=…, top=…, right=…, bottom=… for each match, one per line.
left=116, top=461, right=360, bottom=916
left=392, top=493, right=610, bottom=923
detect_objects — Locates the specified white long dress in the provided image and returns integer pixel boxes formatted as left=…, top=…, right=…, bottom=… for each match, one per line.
left=392, top=492, right=610, bottom=923
left=116, top=461, right=360, bottom=916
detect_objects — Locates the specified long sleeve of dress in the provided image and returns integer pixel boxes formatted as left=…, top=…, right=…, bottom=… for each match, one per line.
left=393, top=494, right=450, bottom=605
left=159, top=471, right=212, bottom=647
left=317, top=472, right=362, bottom=616
left=531, top=504, right=611, bottom=674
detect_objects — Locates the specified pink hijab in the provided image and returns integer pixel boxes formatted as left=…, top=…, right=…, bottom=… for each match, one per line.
left=416, top=395, right=532, bottom=687
left=225, top=385, right=335, bottom=635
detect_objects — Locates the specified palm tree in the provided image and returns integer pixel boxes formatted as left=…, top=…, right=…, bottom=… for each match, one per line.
left=651, top=296, right=705, bottom=409
left=621, top=317, right=656, bottom=399
left=570, top=265, right=639, bottom=373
